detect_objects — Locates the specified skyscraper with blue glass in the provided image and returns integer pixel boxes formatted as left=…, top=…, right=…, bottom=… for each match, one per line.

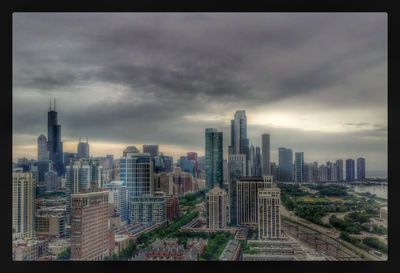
left=205, top=128, right=223, bottom=192
left=279, top=147, right=293, bottom=182
left=346, top=159, right=355, bottom=182
left=294, top=152, right=304, bottom=182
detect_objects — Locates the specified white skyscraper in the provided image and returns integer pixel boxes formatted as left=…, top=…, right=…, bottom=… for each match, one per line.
left=258, top=176, right=281, bottom=240
left=207, top=186, right=228, bottom=229
left=13, top=170, right=35, bottom=239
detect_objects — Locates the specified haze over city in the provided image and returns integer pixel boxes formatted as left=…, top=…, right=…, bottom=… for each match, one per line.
left=13, top=13, right=387, bottom=171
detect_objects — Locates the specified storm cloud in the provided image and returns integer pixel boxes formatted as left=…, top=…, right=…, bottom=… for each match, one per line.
left=12, top=13, right=387, bottom=170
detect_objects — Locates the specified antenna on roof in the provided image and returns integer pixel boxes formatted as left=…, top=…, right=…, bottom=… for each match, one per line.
left=86, top=137, right=88, bottom=143
left=54, top=98, right=56, bottom=111
left=49, top=97, right=52, bottom=111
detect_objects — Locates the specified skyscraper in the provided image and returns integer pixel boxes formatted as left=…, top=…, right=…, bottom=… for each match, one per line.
left=207, top=186, right=228, bottom=229
left=346, top=159, right=355, bottom=182
left=12, top=170, right=35, bottom=239
left=261, top=134, right=271, bottom=176
left=37, top=134, right=48, bottom=161
left=249, top=145, right=255, bottom=176
left=77, top=137, right=90, bottom=159
left=120, top=147, right=154, bottom=222
left=254, top=146, right=262, bottom=176
left=336, top=159, right=344, bottom=181
left=228, top=154, right=247, bottom=225
left=70, top=191, right=109, bottom=260
left=187, top=152, right=199, bottom=177
left=278, top=148, right=293, bottom=182
left=258, top=178, right=281, bottom=240
left=229, top=110, right=249, bottom=156
left=357, top=157, right=366, bottom=181
left=294, top=152, right=304, bottom=182
left=236, top=176, right=270, bottom=228
left=47, top=98, right=64, bottom=175
left=205, top=128, right=223, bottom=191
left=143, top=145, right=159, bottom=157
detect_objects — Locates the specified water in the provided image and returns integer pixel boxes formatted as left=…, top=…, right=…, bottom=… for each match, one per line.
left=353, top=185, right=387, bottom=200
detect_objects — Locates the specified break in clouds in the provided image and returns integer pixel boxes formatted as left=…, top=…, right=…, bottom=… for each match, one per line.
left=12, top=13, right=387, bottom=170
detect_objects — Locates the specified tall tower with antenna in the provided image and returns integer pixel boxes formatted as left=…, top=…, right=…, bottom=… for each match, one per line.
left=47, top=97, right=64, bottom=175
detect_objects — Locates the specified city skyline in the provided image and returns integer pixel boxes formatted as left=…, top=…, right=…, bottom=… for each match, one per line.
left=13, top=13, right=387, bottom=170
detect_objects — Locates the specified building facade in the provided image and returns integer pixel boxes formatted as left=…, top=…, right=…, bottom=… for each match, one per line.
left=205, top=128, right=223, bottom=191
left=236, top=176, right=270, bottom=228
left=77, top=138, right=90, bottom=159
left=106, top=181, right=128, bottom=223
left=357, top=157, right=366, bottom=181
left=258, top=179, right=281, bottom=240
left=228, top=154, right=247, bottom=225
left=130, top=195, right=166, bottom=224
left=294, top=152, right=304, bottom=183
left=12, top=171, right=35, bottom=239
left=70, top=191, right=109, bottom=261
left=143, top=145, right=159, bottom=157
left=346, top=159, right=355, bottom=182
left=207, top=186, right=228, bottom=229
left=37, top=134, right=48, bottom=161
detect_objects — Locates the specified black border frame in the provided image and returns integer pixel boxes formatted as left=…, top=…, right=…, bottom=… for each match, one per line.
left=1, top=1, right=399, bottom=273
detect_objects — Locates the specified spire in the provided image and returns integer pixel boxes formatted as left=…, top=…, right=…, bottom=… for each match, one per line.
left=49, top=97, right=52, bottom=111
left=54, top=98, right=56, bottom=111
left=86, top=137, right=88, bottom=143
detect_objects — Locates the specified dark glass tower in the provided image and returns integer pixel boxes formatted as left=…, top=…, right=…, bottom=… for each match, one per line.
left=205, top=128, right=223, bottom=192
left=47, top=99, right=64, bottom=175
left=278, top=147, right=293, bottom=182
left=346, top=159, right=355, bottom=182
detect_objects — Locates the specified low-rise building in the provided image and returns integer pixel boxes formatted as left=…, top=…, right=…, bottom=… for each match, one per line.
left=12, top=238, right=48, bottom=261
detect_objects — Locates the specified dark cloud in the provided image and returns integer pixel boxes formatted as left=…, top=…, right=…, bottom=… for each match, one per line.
left=12, top=13, right=387, bottom=169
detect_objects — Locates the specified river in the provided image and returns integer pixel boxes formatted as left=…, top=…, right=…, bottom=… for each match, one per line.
left=352, top=185, right=387, bottom=200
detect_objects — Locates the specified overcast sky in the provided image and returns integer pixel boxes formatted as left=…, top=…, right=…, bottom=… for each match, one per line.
left=12, top=13, right=387, bottom=171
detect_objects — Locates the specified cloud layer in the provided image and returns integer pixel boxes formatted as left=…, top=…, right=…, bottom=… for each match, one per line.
left=13, top=13, right=387, bottom=170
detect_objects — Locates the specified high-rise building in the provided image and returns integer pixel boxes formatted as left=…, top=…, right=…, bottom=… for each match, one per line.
left=37, top=134, right=48, bottom=160
left=261, top=134, right=271, bottom=176
left=178, top=156, right=196, bottom=177
left=312, top=161, right=319, bottom=182
left=143, top=145, right=159, bottom=157
left=70, top=191, right=109, bottom=260
left=131, top=194, right=166, bottom=224
left=77, top=137, right=90, bottom=159
left=278, top=148, right=293, bottom=182
left=294, top=152, right=304, bottom=183
left=270, top=162, right=279, bottom=182
left=172, top=168, right=193, bottom=196
left=36, top=160, right=52, bottom=184
left=236, top=176, right=270, bottom=228
left=12, top=170, right=35, bottom=239
left=47, top=98, right=64, bottom=175
left=331, top=163, right=338, bottom=181
left=346, top=159, right=355, bottom=182
left=166, top=195, right=179, bottom=222
left=207, top=186, right=228, bottom=229
left=228, top=154, right=247, bottom=225
left=258, top=178, right=281, bottom=240
left=205, top=128, right=223, bottom=191
left=357, top=157, right=366, bottom=181
left=229, top=110, right=249, bottom=155
left=336, top=159, right=344, bottom=181
left=326, top=161, right=333, bottom=181
left=106, top=181, right=128, bottom=223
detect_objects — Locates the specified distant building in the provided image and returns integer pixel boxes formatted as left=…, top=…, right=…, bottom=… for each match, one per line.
left=207, top=186, right=228, bottom=229
left=179, top=156, right=196, bottom=177
left=77, top=137, right=90, bottom=159
left=187, top=152, right=199, bottom=177
left=254, top=146, right=262, bottom=176
left=278, top=148, right=293, bottom=182
left=131, top=194, right=166, bottom=224
left=36, top=160, right=52, bottom=184
left=12, top=170, right=35, bottom=239
left=318, top=164, right=328, bottom=181
left=153, top=172, right=174, bottom=195
left=172, top=168, right=193, bottom=196
left=262, top=134, right=271, bottom=176
left=258, top=178, right=281, bottom=240
left=294, top=152, right=304, bottom=183
left=346, top=159, right=355, bottom=182
left=70, top=191, right=109, bottom=261
left=270, top=162, right=279, bottom=182
left=336, top=159, right=344, bottom=181
left=205, top=128, right=223, bottom=191
left=236, top=176, right=271, bottom=228
left=143, top=145, right=159, bottom=157
left=37, top=134, right=48, bottom=160
left=44, top=170, right=59, bottom=191
left=357, top=157, right=366, bottom=181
